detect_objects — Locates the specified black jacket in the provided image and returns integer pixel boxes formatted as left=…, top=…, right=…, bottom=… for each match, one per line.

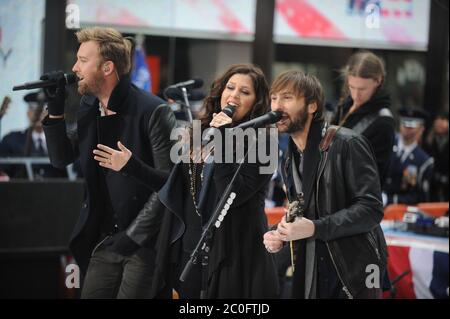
left=136, top=134, right=279, bottom=298
left=423, top=134, right=449, bottom=202
left=42, top=76, right=177, bottom=273
left=281, top=121, right=387, bottom=298
left=333, top=90, right=395, bottom=186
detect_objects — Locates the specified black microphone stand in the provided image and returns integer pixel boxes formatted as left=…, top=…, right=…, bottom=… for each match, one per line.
left=180, top=87, right=193, bottom=123
left=164, top=85, right=194, bottom=124
left=389, top=270, right=410, bottom=299
left=179, top=131, right=258, bottom=299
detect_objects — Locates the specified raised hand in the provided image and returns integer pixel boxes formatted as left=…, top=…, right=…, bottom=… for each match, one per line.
left=209, top=111, right=233, bottom=128
left=40, top=71, right=67, bottom=116
left=93, top=141, right=132, bottom=171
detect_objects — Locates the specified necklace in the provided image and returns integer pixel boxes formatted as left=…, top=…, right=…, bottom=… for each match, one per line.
left=188, top=160, right=204, bottom=217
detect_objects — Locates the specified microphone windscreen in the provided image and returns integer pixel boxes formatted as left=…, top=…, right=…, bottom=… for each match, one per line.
left=271, top=111, right=283, bottom=121
left=164, top=87, right=206, bottom=101
left=65, top=73, right=79, bottom=84
left=191, top=78, right=204, bottom=89
left=188, top=89, right=206, bottom=101
left=222, top=104, right=236, bottom=117
left=164, top=87, right=183, bottom=101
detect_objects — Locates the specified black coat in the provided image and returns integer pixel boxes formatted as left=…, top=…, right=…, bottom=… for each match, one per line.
left=282, top=122, right=387, bottom=298
left=423, top=134, right=449, bottom=202
left=42, top=76, right=177, bottom=273
left=132, top=134, right=280, bottom=298
left=333, top=90, right=395, bottom=186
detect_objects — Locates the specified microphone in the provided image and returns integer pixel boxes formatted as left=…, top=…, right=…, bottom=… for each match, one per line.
left=201, top=104, right=236, bottom=146
left=168, top=78, right=204, bottom=90
left=234, top=111, right=283, bottom=130
left=12, top=73, right=78, bottom=91
left=164, top=87, right=206, bottom=101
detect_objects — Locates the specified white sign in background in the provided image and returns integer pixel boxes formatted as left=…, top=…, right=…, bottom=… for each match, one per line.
left=71, top=0, right=429, bottom=49
left=0, top=0, right=45, bottom=138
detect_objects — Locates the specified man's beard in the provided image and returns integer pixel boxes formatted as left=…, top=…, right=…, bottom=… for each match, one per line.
left=283, top=106, right=309, bottom=134
left=77, top=71, right=104, bottom=96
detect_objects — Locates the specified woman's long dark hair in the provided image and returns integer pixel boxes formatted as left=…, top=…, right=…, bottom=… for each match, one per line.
left=199, top=64, right=270, bottom=130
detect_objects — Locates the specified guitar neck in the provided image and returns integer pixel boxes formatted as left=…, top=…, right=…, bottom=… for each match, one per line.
left=0, top=96, right=12, bottom=118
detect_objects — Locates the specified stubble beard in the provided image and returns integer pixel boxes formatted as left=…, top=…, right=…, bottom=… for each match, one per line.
left=77, top=70, right=104, bottom=96
left=279, top=106, right=309, bottom=134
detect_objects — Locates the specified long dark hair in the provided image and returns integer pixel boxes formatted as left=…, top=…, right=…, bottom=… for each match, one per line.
left=199, top=64, right=270, bottom=130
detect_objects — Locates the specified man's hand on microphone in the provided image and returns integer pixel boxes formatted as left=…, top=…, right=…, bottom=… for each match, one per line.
left=40, top=71, right=67, bottom=117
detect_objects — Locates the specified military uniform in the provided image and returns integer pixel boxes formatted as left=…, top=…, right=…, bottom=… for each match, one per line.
left=384, top=136, right=434, bottom=205
left=0, top=91, right=66, bottom=179
left=383, top=108, right=433, bottom=205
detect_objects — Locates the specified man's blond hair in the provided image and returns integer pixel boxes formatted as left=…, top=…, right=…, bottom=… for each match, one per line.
left=75, top=27, right=133, bottom=76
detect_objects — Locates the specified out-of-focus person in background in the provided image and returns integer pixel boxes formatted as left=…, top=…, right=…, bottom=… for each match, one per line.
left=383, top=108, right=434, bottom=205
left=0, top=91, right=66, bottom=179
left=423, top=111, right=449, bottom=202
left=333, top=51, right=395, bottom=187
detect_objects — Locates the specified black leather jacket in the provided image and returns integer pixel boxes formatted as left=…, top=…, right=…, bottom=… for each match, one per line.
left=281, top=121, right=387, bottom=298
left=43, top=76, right=177, bottom=272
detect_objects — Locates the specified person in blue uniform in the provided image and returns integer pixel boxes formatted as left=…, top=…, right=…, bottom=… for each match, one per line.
left=383, top=108, right=434, bottom=205
left=0, top=91, right=67, bottom=179
left=423, top=111, right=449, bottom=202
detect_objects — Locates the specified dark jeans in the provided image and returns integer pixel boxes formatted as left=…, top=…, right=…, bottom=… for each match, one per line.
left=81, top=244, right=155, bottom=299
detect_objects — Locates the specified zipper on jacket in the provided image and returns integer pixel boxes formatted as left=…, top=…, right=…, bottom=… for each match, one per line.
left=316, top=150, right=354, bottom=299
left=91, top=235, right=111, bottom=257
left=325, top=242, right=354, bottom=299
left=367, top=232, right=381, bottom=261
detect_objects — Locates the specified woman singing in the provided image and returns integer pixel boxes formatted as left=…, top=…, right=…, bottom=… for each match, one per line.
left=93, top=64, right=279, bottom=298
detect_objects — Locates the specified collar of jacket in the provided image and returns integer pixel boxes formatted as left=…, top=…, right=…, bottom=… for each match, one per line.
left=282, top=120, right=325, bottom=202
left=341, top=88, right=391, bottom=117
left=106, top=75, right=132, bottom=114
left=77, top=75, right=132, bottom=115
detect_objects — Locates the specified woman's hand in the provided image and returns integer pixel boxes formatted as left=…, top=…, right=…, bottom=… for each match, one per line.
left=263, top=230, right=284, bottom=254
left=209, top=111, right=233, bottom=128
left=93, top=141, right=132, bottom=172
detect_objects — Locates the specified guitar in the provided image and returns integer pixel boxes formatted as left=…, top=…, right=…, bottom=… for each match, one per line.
left=0, top=96, right=11, bottom=120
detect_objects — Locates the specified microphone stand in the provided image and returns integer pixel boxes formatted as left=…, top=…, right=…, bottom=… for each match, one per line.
left=180, top=87, right=193, bottom=123
left=389, top=270, right=410, bottom=299
left=179, top=131, right=258, bottom=299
